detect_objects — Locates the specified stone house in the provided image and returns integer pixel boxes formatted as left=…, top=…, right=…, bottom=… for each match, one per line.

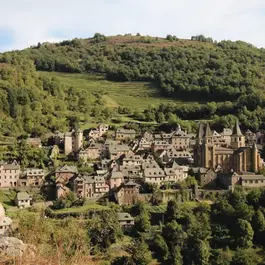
left=108, top=170, right=124, bottom=189
left=0, top=203, right=12, bottom=235
left=0, top=162, right=20, bottom=188
left=143, top=168, right=166, bottom=186
left=117, top=212, right=134, bottom=229
left=116, top=128, right=136, bottom=140
left=73, top=174, right=109, bottom=199
left=63, top=129, right=83, bottom=156
left=55, top=165, right=78, bottom=198
left=240, top=174, right=265, bottom=187
left=78, top=143, right=103, bottom=161
left=15, top=192, right=31, bottom=208
left=190, top=167, right=217, bottom=187
left=121, top=154, right=143, bottom=167
left=19, top=168, right=45, bottom=187
left=152, top=141, right=170, bottom=152
left=170, top=128, right=190, bottom=150
left=120, top=165, right=142, bottom=183
left=115, top=181, right=140, bottom=205
left=164, top=162, right=189, bottom=183
left=107, top=144, right=131, bottom=160
left=88, top=123, right=109, bottom=140
left=217, top=172, right=240, bottom=189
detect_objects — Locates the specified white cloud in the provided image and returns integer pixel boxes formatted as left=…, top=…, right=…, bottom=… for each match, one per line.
left=1, top=0, right=265, bottom=51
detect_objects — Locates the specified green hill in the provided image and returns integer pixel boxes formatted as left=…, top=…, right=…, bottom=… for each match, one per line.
left=1, top=34, right=265, bottom=136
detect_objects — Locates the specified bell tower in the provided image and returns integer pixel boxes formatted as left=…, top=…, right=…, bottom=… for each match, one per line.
left=231, top=119, right=245, bottom=149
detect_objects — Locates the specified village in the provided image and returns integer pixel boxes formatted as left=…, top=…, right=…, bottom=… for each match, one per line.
left=0, top=120, right=264, bottom=209
left=1, top=119, right=265, bottom=256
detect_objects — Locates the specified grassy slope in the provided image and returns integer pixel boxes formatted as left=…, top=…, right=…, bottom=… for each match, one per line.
left=39, top=71, right=200, bottom=128
left=39, top=71, right=186, bottom=110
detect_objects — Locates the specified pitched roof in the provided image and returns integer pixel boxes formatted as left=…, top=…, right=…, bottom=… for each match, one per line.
left=16, top=192, right=30, bottom=200
left=197, top=123, right=205, bottom=138
left=117, top=212, right=134, bottom=221
left=232, top=119, right=243, bottom=136
left=56, top=165, right=78, bottom=173
left=204, top=123, right=212, bottom=137
left=111, top=171, right=123, bottom=179
left=2, top=164, right=20, bottom=170
left=240, top=175, right=265, bottom=180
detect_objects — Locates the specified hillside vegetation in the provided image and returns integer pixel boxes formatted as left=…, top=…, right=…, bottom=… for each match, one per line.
left=1, top=34, right=265, bottom=136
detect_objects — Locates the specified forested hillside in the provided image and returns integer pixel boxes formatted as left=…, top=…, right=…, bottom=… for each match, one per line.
left=2, top=34, right=265, bottom=136
left=19, top=34, right=265, bottom=101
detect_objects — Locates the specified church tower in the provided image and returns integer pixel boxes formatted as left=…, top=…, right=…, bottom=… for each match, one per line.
left=202, top=123, right=214, bottom=168
left=252, top=142, right=259, bottom=172
left=231, top=119, right=245, bottom=149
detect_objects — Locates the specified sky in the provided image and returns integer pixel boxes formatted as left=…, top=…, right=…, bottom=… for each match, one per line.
left=0, top=0, right=265, bottom=52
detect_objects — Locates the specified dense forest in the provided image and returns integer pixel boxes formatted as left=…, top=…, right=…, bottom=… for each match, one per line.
left=12, top=187, right=265, bottom=265
left=2, top=34, right=265, bottom=136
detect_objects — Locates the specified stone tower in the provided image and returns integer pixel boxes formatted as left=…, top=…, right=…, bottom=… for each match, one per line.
left=231, top=119, right=245, bottom=149
left=74, top=129, right=83, bottom=152
left=252, top=142, right=259, bottom=172
left=202, top=123, right=214, bottom=168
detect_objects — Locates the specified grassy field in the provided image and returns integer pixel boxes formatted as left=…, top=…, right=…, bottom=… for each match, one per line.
left=39, top=71, right=188, bottom=111
left=51, top=202, right=109, bottom=214
left=0, top=189, right=16, bottom=208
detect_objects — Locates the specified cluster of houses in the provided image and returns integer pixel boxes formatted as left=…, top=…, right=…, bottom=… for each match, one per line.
left=1, top=121, right=265, bottom=207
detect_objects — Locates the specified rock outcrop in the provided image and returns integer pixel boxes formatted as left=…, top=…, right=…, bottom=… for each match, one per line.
left=0, top=236, right=27, bottom=257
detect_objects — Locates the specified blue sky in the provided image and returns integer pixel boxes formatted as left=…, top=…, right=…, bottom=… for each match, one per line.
left=1, top=0, right=265, bottom=52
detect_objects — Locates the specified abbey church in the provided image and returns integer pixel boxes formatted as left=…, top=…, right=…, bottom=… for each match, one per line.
left=194, top=120, right=261, bottom=173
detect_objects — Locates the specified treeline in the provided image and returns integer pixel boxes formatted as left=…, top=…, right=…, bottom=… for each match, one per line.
left=140, top=92, right=265, bottom=132
left=111, top=187, right=265, bottom=265
left=14, top=34, right=265, bottom=102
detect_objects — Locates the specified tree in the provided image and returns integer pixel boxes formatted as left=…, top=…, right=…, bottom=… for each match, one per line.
left=153, top=234, right=169, bottom=262
left=231, top=248, right=262, bottom=265
left=193, top=239, right=210, bottom=265
left=165, top=200, right=180, bottom=222
left=235, top=219, right=254, bottom=249
left=131, top=239, right=152, bottom=265
left=134, top=203, right=151, bottom=233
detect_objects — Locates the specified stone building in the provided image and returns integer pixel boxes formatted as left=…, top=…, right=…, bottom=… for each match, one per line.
left=116, top=128, right=136, bottom=140
left=0, top=203, right=12, bottom=235
left=55, top=165, right=78, bottom=198
left=164, top=162, right=189, bottom=183
left=63, top=129, right=83, bottom=155
left=115, top=181, right=140, bottom=205
left=88, top=123, right=109, bottom=140
left=194, top=120, right=261, bottom=173
left=117, top=212, right=134, bottom=229
left=190, top=167, right=217, bottom=187
left=19, top=168, right=45, bottom=187
left=15, top=192, right=31, bottom=208
left=73, top=174, right=109, bottom=199
left=78, top=143, right=103, bottom=161
left=0, top=162, right=20, bottom=188
left=108, top=170, right=124, bottom=189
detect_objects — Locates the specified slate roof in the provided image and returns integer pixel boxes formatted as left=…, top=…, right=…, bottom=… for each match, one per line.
left=240, top=175, right=265, bottom=180
left=16, top=192, right=30, bottom=201
left=232, top=119, right=243, bottom=136
left=117, top=212, right=134, bottom=221
left=56, top=165, right=78, bottom=173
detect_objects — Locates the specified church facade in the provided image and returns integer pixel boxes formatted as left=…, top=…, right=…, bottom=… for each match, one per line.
left=194, top=120, right=261, bottom=173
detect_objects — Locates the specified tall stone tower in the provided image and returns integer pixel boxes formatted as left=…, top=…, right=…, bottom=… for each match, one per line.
left=64, top=132, right=73, bottom=155
left=252, top=142, right=259, bottom=172
left=202, top=123, right=214, bottom=168
left=231, top=119, right=245, bottom=149
left=74, top=129, right=83, bottom=152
